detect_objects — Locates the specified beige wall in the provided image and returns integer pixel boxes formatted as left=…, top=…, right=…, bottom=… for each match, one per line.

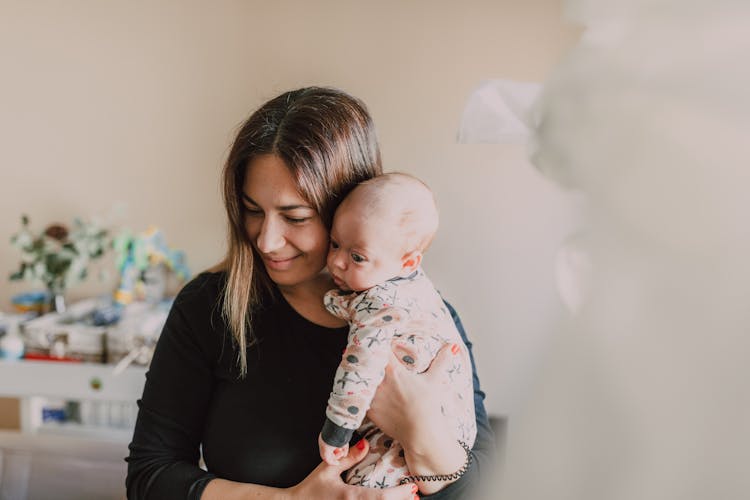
left=0, top=0, right=580, bottom=416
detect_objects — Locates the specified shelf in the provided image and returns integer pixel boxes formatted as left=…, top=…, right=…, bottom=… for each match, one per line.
left=0, top=359, right=147, bottom=401
left=35, top=421, right=134, bottom=443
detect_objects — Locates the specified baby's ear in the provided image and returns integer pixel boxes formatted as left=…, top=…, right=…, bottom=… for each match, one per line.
left=400, top=250, right=422, bottom=274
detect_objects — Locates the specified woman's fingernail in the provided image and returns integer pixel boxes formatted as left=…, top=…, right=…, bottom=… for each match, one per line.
left=411, top=484, right=418, bottom=493
left=414, top=495, right=420, bottom=500
left=356, top=439, right=366, bottom=450
left=451, top=343, right=459, bottom=354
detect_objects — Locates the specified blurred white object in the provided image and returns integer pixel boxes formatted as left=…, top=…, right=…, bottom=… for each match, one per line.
left=457, top=79, right=541, bottom=143
left=498, top=0, right=750, bottom=499
left=554, top=232, right=591, bottom=315
left=108, top=300, right=169, bottom=373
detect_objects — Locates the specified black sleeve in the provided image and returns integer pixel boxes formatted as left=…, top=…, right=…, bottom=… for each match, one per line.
left=125, top=274, right=220, bottom=499
left=422, top=301, right=496, bottom=499
left=321, top=416, right=356, bottom=448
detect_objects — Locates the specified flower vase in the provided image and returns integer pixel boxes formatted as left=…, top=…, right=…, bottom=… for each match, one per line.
left=48, top=286, right=67, bottom=314
left=53, top=293, right=66, bottom=314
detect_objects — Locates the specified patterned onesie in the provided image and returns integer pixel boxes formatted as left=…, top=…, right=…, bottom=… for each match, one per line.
left=321, top=268, right=477, bottom=488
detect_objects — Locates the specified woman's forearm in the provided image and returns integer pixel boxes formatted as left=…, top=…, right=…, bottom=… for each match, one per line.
left=201, top=478, right=289, bottom=500
left=201, top=443, right=418, bottom=500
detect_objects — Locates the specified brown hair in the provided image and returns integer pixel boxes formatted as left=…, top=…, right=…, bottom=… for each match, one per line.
left=215, top=87, right=382, bottom=376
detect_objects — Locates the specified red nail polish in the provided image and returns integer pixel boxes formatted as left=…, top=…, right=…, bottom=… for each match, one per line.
left=356, top=439, right=366, bottom=450
left=414, top=495, right=420, bottom=500
left=411, top=484, right=418, bottom=493
left=451, top=343, right=459, bottom=354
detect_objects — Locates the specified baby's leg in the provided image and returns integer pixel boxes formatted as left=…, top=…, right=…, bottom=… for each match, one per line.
left=344, top=425, right=410, bottom=488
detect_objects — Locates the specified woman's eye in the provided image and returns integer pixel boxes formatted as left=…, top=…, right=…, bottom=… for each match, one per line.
left=351, top=253, right=365, bottom=263
left=330, top=240, right=340, bottom=249
left=285, top=216, right=310, bottom=224
left=244, top=207, right=262, bottom=216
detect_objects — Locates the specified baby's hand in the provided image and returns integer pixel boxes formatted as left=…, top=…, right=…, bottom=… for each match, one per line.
left=318, top=433, right=349, bottom=465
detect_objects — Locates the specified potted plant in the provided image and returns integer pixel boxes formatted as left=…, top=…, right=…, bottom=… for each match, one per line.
left=9, top=215, right=109, bottom=313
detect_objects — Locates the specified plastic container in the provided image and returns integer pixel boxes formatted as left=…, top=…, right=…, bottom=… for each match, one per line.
left=0, top=316, right=26, bottom=360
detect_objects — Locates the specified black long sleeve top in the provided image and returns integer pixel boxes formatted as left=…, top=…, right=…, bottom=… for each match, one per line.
left=125, top=272, right=494, bottom=499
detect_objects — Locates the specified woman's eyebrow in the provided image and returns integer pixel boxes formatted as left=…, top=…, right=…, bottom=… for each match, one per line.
left=241, top=193, right=258, bottom=205
left=241, top=193, right=312, bottom=211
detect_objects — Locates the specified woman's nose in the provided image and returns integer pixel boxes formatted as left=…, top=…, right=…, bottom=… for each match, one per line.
left=256, top=216, right=285, bottom=253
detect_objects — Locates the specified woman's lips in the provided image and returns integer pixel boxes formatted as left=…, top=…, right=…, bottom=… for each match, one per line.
left=263, top=255, right=298, bottom=271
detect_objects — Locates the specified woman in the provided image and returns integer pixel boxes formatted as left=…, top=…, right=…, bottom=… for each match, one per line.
left=126, top=87, right=494, bottom=499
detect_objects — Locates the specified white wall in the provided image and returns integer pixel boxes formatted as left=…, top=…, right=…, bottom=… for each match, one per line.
left=0, top=0, right=580, bottom=416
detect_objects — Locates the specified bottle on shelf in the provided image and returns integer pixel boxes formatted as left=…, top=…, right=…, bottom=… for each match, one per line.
left=0, top=315, right=26, bottom=360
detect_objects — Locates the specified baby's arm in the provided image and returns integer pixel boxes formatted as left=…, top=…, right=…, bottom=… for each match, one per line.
left=320, top=294, right=406, bottom=449
left=318, top=433, right=350, bottom=465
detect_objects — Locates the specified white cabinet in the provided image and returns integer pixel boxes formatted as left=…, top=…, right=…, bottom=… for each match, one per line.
left=0, top=360, right=146, bottom=442
left=0, top=360, right=147, bottom=499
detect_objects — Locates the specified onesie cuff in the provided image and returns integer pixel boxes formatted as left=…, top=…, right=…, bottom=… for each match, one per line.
left=321, top=417, right=354, bottom=447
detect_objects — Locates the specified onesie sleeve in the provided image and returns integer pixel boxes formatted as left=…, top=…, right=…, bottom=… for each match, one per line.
left=321, top=292, right=408, bottom=447
left=323, top=288, right=355, bottom=320
left=125, top=274, right=220, bottom=499
left=421, top=300, right=496, bottom=499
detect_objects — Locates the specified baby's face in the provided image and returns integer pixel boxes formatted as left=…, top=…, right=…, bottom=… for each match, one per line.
left=327, top=206, right=406, bottom=292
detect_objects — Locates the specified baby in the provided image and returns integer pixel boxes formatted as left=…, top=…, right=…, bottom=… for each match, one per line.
left=318, top=172, right=477, bottom=489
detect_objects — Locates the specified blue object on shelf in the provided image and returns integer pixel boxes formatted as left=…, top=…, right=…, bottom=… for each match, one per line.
left=11, top=291, right=48, bottom=314
left=92, top=304, right=123, bottom=326
left=42, top=406, right=66, bottom=423
left=11, top=291, right=48, bottom=304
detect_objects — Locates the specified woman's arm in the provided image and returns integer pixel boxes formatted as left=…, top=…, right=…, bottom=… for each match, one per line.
left=201, top=439, right=418, bottom=500
left=425, top=301, right=495, bottom=499
left=125, top=275, right=220, bottom=499
left=368, top=302, right=495, bottom=498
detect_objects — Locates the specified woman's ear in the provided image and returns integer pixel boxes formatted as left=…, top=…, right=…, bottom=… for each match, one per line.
left=400, top=250, right=422, bottom=274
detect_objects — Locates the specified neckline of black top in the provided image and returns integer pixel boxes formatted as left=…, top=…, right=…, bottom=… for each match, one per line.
left=274, top=287, right=349, bottom=335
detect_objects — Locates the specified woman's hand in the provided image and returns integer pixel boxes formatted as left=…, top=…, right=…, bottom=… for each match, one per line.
left=286, top=439, right=418, bottom=500
left=368, top=343, right=468, bottom=495
left=369, top=343, right=460, bottom=451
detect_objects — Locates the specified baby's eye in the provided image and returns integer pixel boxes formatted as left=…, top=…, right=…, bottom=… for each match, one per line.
left=351, top=253, right=365, bottom=263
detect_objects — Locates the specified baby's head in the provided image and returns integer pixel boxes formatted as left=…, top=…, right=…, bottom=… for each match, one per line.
left=327, top=172, right=438, bottom=292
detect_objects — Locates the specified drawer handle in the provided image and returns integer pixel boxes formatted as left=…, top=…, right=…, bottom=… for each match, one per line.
left=90, top=377, right=102, bottom=391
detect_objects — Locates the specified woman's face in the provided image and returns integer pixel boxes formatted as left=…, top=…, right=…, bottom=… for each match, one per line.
left=242, top=154, right=329, bottom=290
